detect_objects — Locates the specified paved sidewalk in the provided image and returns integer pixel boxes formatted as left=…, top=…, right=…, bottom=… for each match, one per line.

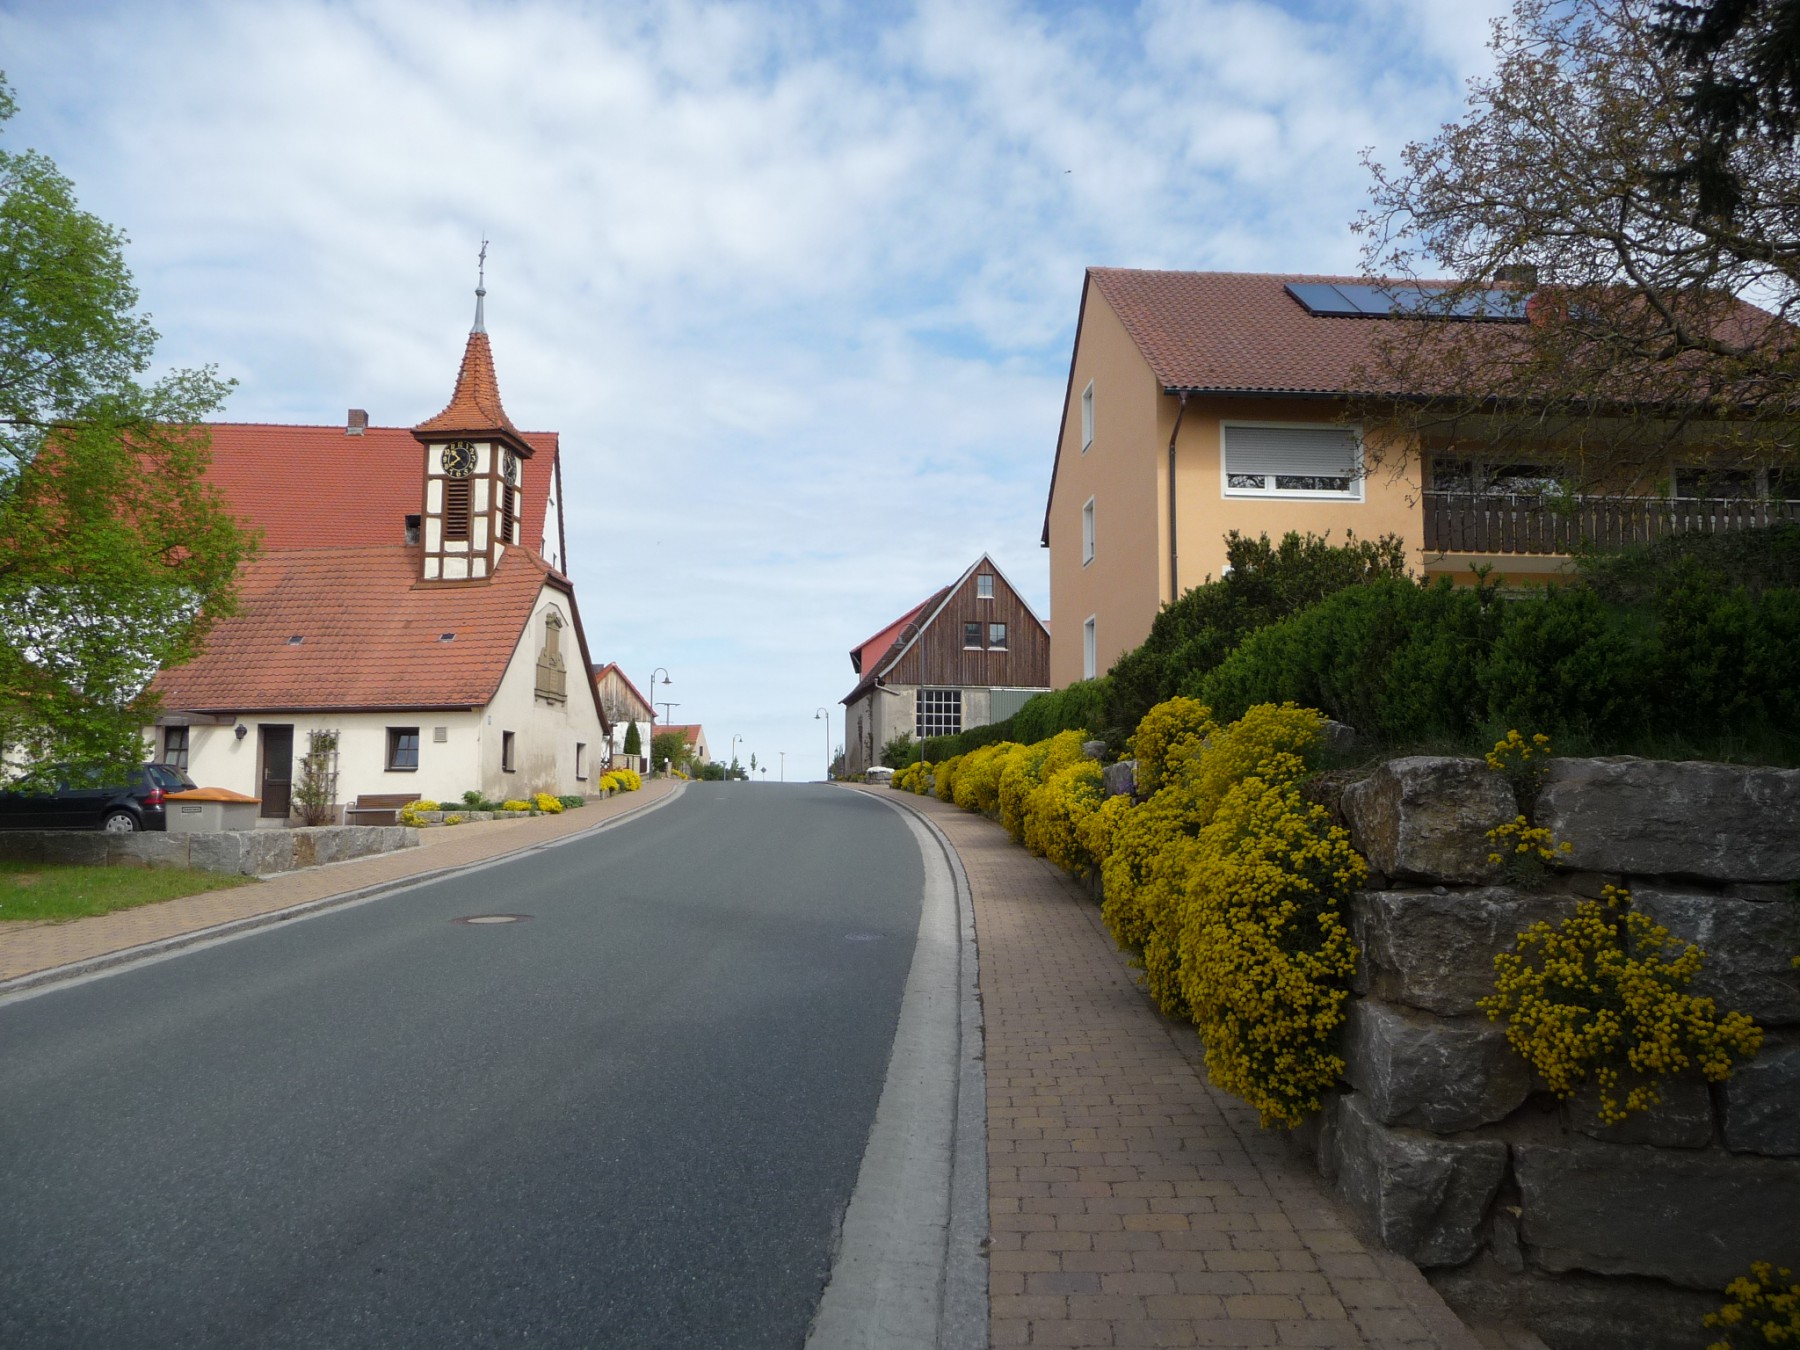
left=0, top=779, right=681, bottom=987
left=871, top=787, right=1483, bottom=1350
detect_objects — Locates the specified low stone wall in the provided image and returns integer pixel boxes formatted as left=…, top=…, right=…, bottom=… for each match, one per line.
left=1308, top=755, right=1800, bottom=1350
left=0, top=825, right=418, bottom=877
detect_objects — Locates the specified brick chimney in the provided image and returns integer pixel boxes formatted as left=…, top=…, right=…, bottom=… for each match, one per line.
left=346, top=408, right=369, bottom=436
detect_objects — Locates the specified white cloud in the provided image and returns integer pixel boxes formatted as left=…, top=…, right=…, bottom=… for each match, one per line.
left=1, top=0, right=1508, bottom=777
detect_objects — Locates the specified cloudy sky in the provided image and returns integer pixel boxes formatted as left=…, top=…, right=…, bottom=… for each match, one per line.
left=3, top=0, right=1508, bottom=780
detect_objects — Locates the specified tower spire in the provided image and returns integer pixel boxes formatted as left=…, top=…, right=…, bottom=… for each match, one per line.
left=472, top=236, right=488, bottom=334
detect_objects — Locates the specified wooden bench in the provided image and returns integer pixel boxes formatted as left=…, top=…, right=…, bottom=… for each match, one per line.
left=342, top=793, right=420, bottom=827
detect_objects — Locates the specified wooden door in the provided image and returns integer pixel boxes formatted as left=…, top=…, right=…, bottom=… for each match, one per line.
left=260, top=726, right=294, bottom=819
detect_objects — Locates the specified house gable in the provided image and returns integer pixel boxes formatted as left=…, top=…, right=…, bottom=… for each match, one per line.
left=877, top=554, right=1049, bottom=691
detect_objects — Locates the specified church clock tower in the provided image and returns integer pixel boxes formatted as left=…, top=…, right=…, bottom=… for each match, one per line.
left=413, top=258, right=533, bottom=582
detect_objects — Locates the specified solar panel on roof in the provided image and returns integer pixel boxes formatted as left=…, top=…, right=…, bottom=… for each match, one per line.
left=1284, top=283, right=1363, bottom=315
left=1283, top=281, right=1527, bottom=322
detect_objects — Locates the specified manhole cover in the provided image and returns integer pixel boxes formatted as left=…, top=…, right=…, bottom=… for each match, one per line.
left=453, top=914, right=531, bottom=925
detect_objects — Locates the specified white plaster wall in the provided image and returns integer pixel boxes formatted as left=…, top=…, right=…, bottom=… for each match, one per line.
left=171, top=710, right=484, bottom=807
left=477, top=587, right=608, bottom=798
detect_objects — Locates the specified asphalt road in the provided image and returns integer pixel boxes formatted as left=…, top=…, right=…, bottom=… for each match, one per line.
left=0, top=783, right=925, bottom=1349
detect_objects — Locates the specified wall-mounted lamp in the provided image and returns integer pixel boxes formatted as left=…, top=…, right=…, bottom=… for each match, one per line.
left=235, top=724, right=248, bottom=741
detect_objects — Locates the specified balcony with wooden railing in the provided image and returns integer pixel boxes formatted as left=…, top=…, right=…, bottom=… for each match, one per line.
left=1421, top=492, right=1800, bottom=556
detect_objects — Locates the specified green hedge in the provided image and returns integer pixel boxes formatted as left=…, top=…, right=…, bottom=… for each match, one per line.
left=1102, top=530, right=1409, bottom=744
left=1194, top=567, right=1800, bottom=761
left=923, top=678, right=1111, bottom=761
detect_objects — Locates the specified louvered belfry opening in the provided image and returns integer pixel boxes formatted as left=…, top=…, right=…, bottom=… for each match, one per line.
left=500, top=483, right=517, bottom=546
left=444, top=479, right=471, bottom=540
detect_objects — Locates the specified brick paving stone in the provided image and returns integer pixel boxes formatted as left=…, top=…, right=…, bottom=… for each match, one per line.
left=863, top=788, right=1486, bottom=1350
left=0, top=781, right=680, bottom=985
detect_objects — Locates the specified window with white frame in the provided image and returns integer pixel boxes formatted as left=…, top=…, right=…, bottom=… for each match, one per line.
left=976, top=573, right=994, bottom=600
left=916, top=688, right=962, bottom=739
left=1082, top=497, right=1095, bottom=564
left=161, top=725, right=189, bottom=770
left=1081, top=381, right=1094, bottom=451
left=1082, top=616, right=1097, bottom=680
left=1222, top=423, right=1362, bottom=499
left=964, top=621, right=983, bottom=649
left=988, top=622, right=1007, bottom=649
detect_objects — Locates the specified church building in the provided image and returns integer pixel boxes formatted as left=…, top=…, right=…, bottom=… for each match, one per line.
left=144, top=282, right=610, bottom=818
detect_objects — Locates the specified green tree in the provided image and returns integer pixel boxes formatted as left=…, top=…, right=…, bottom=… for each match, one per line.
left=0, top=77, right=252, bottom=778
left=650, top=729, right=688, bottom=774
left=622, top=720, right=641, bottom=757
left=1355, top=0, right=1800, bottom=489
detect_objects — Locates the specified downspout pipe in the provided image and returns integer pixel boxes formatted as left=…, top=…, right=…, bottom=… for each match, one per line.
left=1167, top=391, right=1189, bottom=603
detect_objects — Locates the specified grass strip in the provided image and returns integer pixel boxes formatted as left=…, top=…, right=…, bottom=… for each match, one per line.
left=0, top=860, right=256, bottom=923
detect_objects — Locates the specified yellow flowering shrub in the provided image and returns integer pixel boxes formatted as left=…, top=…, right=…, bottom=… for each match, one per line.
left=1130, top=697, right=1217, bottom=795
left=1485, top=814, right=1574, bottom=885
left=1486, top=729, right=1554, bottom=800
left=398, top=800, right=435, bottom=827
left=933, top=754, right=962, bottom=802
left=501, top=799, right=532, bottom=812
left=893, top=760, right=931, bottom=793
left=1180, top=702, right=1321, bottom=819
left=998, top=731, right=1087, bottom=844
left=1175, top=773, right=1366, bottom=1127
left=533, top=792, right=563, bottom=814
left=952, top=742, right=1013, bottom=816
left=443, top=812, right=463, bottom=825
left=1480, top=885, right=1764, bottom=1124
left=1101, top=785, right=1205, bottom=1017
left=1077, top=791, right=1132, bottom=868
left=1705, top=1262, right=1800, bottom=1350
left=600, top=767, right=642, bottom=793
left=1022, top=759, right=1106, bottom=873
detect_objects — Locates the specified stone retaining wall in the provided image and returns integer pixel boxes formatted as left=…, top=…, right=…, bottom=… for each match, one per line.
left=0, top=825, right=418, bottom=877
left=1312, top=755, right=1800, bottom=1350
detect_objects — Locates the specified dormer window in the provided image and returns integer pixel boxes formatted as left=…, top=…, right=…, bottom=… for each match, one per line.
left=405, top=514, right=421, bottom=546
left=439, top=632, right=456, bottom=643
left=286, top=635, right=304, bottom=646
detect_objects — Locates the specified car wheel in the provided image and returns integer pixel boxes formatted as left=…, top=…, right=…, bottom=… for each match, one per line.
left=102, top=810, right=140, bottom=834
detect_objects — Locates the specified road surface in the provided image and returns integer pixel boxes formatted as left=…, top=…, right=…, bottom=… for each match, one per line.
left=0, top=783, right=927, bottom=1349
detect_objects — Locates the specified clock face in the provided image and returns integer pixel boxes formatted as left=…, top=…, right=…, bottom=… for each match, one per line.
left=441, top=442, right=476, bottom=478
left=502, top=450, right=520, bottom=484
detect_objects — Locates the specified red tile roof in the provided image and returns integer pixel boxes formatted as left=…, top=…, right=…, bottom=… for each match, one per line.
left=202, top=423, right=558, bottom=555
left=848, top=593, right=944, bottom=675
left=656, top=724, right=704, bottom=748
left=413, top=330, right=520, bottom=435
left=150, top=545, right=564, bottom=711
left=1084, top=267, right=1780, bottom=396
left=1087, top=268, right=1421, bottom=396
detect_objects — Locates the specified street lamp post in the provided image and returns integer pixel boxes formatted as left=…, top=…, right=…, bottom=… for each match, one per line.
left=814, top=707, right=830, bottom=781
left=730, top=733, right=744, bottom=782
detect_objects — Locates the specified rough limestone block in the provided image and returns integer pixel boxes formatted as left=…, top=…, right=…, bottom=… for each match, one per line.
left=1537, top=757, right=1800, bottom=882
left=1341, top=998, right=1531, bottom=1132
left=1429, top=1261, right=1718, bottom=1350
left=1723, top=1036, right=1800, bottom=1156
left=1102, top=759, right=1136, bottom=799
left=107, top=834, right=190, bottom=870
left=34, top=833, right=108, bottom=866
left=1341, top=757, right=1516, bottom=884
left=1321, top=719, right=1359, bottom=753
left=1351, top=887, right=1581, bottom=1015
left=1515, top=1140, right=1800, bottom=1288
left=186, top=832, right=245, bottom=875
left=241, top=831, right=294, bottom=876
left=1330, top=1092, right=1508, bottom=1266
left=1563, top=1076, right=1713, bottom=1149
left=1630, top=887, right=1800, bottom=1025
left=1081, top=739, right=1106, bottom=761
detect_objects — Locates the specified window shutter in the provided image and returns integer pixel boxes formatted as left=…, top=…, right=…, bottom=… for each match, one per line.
left=1224, top=425, right=1357, bottom=478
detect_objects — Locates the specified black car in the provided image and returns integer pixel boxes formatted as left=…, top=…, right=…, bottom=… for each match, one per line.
left=0, top=763, right=198, bottom=833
